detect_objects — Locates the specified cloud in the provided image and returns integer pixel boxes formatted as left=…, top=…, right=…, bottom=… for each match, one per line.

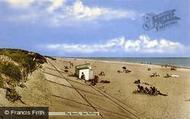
left=71, top=0, right=105, bottom=20
left=3, top=0, right=140, bottom=26
left=47, top=0, right=65, bottom=13
left=7, top=0, right=35, bottom=8
left=67, top=0, right=137, bottom=21
left=45, top=37, right=124, bottom=53
left=43, top=35, right=185, bottom=54
left=123, top=35, right=184, bottom=53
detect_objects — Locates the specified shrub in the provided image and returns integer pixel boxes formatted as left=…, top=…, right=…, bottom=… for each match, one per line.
left=0, top=48, right=46, bottom=76
left=0, top=61, right=22, bottom=82
left=0, top=75, right=4, bottom=88
left=5, top=88, right=21, bottom=102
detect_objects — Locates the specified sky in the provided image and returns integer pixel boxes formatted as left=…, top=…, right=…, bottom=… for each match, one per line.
left=0, top=0, right=189, bottom=57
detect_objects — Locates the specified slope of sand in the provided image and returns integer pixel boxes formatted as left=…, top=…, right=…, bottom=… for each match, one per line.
left=0, top=58, right=190, bottom=119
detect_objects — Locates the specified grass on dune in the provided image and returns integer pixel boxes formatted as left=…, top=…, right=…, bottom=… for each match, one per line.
left=0, top=48, right=47, bottom=102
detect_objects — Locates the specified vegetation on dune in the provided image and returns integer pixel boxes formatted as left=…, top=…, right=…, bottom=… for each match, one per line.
left=5, top=88, right=22, bottom=103
left=0, top=48, right=46, bottom=75
left=0, top=48, right=47, bottom=103
left=0, top=61, right=22, bottom=82
left=0, top=75, right=4, bottom=88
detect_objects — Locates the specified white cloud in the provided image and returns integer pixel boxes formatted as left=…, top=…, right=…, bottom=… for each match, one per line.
left=43, top=35, right=185, bottom=54
left=45, top=37, right=125, bottom=53
left=123, top=35, right=184, bottom=53
left=67, top=0, right=137, bottom=21
left=71, top=0, right=105, bottom=20
left=7, top=0, right=35, bottom=8
left=3, top=0, right=140, bottom=26
left=47, top=0, right=65, bottom=13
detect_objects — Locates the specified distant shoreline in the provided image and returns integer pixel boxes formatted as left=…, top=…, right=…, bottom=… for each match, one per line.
left=56, top=57, right=190, bottom=69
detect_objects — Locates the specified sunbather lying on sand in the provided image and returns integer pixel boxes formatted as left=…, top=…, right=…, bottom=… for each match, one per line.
left=164, top=74, right=179, bottom=78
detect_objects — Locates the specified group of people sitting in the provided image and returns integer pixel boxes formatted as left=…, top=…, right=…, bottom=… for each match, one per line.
left=137, top=85, right=161, bottom=96
left=134, top=79, right=168, bottom=96
left=150, top=72, right=179, bottom=78
left=161, top=64, right=177, bottom=71
left=117, top=66, right=132, bottom=73
left=150, top=72, right=160, bottom=77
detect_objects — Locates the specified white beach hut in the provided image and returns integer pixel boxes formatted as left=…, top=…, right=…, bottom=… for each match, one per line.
left=75, top=63, right=93, bottom=80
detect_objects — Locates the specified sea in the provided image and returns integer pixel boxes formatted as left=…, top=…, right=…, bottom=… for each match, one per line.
left=71, top=57, right=190, bottom=68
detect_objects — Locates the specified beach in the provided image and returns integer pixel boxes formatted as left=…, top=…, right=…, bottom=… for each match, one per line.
left=46, top=58, right=190, bottom=119
left=1, top=57, right=190, bottom=119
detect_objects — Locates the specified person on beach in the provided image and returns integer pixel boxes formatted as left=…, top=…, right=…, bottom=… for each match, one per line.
left=91, top=75, right=99, bottom=86
left=81, top=72, right=85, bottom=80
left=69, top=61, right=74, bottom=68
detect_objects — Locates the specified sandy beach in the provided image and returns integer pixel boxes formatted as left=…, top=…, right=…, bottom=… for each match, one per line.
left=60, top=58, right=190, bottom=118
left=1, top=57, right=190, bottom=119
